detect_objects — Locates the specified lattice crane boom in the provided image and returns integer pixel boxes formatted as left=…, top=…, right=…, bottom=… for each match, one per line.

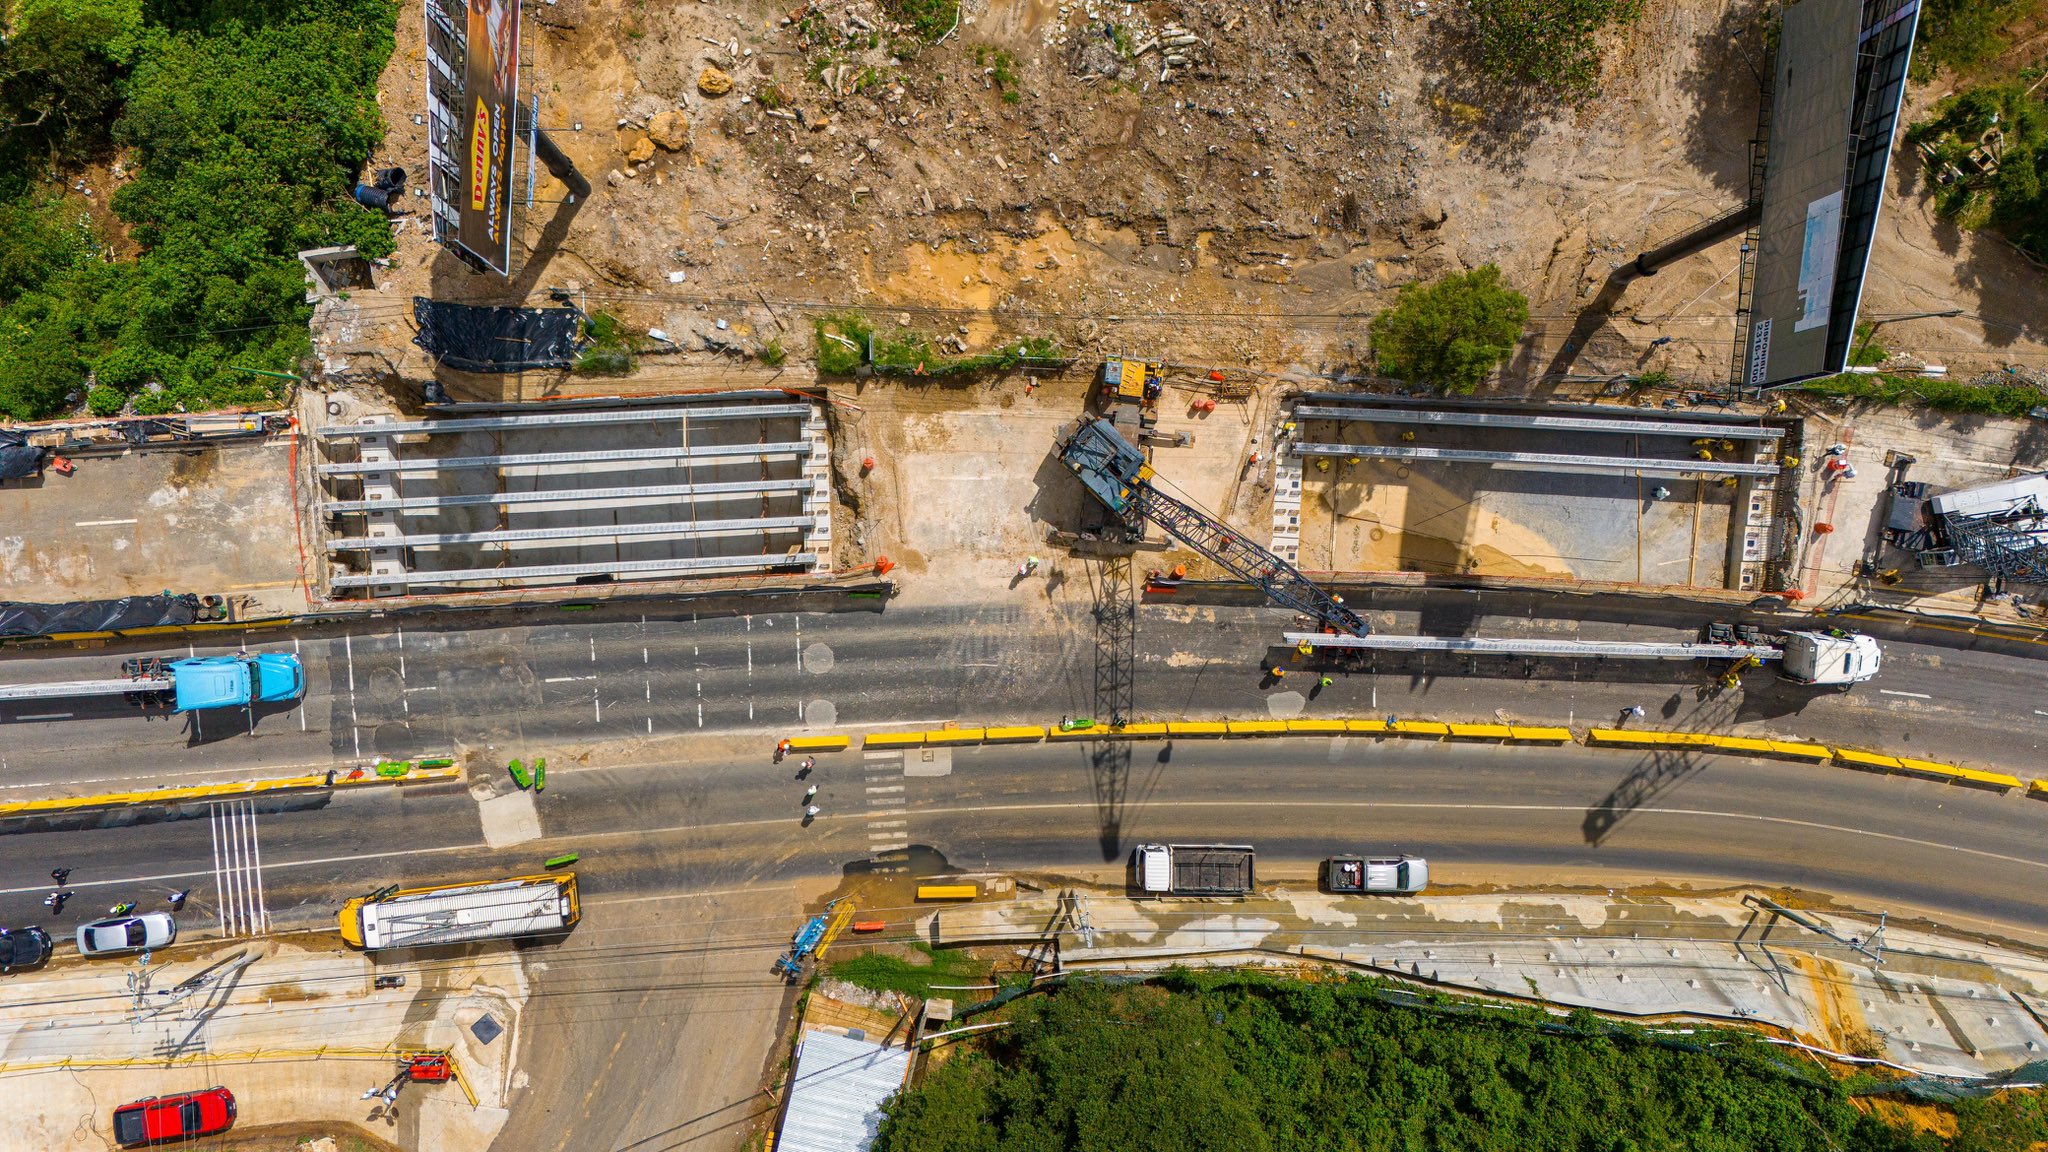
left=1058, top=418, right=1368, bottom=637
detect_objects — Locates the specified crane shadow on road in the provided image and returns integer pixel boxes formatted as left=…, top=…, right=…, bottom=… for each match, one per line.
left=1582, top=747, right=1710, bottom=846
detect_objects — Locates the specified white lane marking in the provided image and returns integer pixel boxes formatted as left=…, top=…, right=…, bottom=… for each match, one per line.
left=209, top=804, right=227, bottom=938
left=2034, top=710, right=2048, bottom=718
left=545, top=675, right=596, bottom=684
left=74, top=518, right=138, bottom=527
left=344, top=632, right=360, bottom=759
left=1879, top=689, right=1932, bottom=699
left=11, top=713, right=72, bottom=721
left=248, top=801, right=269, bottom=934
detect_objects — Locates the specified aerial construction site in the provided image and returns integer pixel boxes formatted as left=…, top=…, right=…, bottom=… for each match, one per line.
left=5, top=0, right=2048, bottom=1148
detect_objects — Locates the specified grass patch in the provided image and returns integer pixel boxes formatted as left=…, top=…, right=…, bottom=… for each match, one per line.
left=574, top=310, right=636, bottom=376
left=812, top=310, right=1064, bottom=378
left=827, top=942, right=988, bottom=999
left=759, top=337, right=787, bottom=367
left=882, top=0, right=959, bottom=43
left=1798, top=370, right=2046, bottom=418
left=972, top=44, right=1022, bottom=103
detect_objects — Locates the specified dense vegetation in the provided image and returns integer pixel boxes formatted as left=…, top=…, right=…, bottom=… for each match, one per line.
left=875, top=974, right=2044, bottom=1152
left=0, top=0, right=397, bottom=421
left=1907, top=84, right=2048, bottom=263
left=1369, top=265, right=1529, bottom=394
left=1799, top=370, right=2048, bottom=418
left=1911, top=0, right=2037, bottom=82
left=1463, top=0, right=1645, bottom=101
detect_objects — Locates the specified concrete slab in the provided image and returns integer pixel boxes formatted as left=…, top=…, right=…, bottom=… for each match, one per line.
left=0, top=440, right=304, bottom=614
left=1298, top=453, right=1736, bottom=587
left=477, top=789, right=544, bottom=848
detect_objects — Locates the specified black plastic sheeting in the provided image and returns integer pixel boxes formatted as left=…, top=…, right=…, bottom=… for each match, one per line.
left=412, top=298, right=582, bottom=373
left=0, top=594, right=202, bottom=638
left=0, top=442, right=42, bottom=480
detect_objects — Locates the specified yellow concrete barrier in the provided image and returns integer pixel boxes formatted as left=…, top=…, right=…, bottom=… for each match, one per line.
left=1889, top=757, right=2021, bottom=790
left=786, top=735, right=852, bottom=752
left=1508, top=726, right=1574, bottom=743
left=916, top=884, right=978, bottom=901
left=1168, top=722, right=1230, bottom=737
left=2031, top=780, right=2048, bottom=800
left=983, top=726, right=1045, bottom=743
left=1711, top=736, right=1777, bottom=754
left=1954, top=767, right=2024, bottom=790
left=0, top=774, right=324, bottom=817
left=1830, top=747, right=1901, bottom=771
left=1764, top=740, right=1832, bottom=761
left=1226, top=720, right=1289, bottom=736
left=1047, top=725, right=1099, bottom=740
left=1448, top=723, right=1515, bottom=740
left=1115, top=722, right=1172, bottom=737
left=1285, top=719, right=1349, bottom=734
left=862, top=731, right=926, bottom=749
left=1347, top=719, right=1393, bottom=735
left=1391, top=720, right=1451, bottom=737
left=923, top=728, right=986, bottom=746
left=1588, top=729, right=1716, bottom=747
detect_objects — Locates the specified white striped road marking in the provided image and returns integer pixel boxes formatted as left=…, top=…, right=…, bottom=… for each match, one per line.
left=865, top=785, right=905, bottom=794
left=868, top=820, right=906, bottom=829
left=863, top=751, right=904, bottom=762
left=209, top=800, right=269, bottom=937
left=74, top=518, right=138, bottom=527
left=1879, top=689, right=1931, bottom=699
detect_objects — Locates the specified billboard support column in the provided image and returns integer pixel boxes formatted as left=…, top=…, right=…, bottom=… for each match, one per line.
left=516, top=104, right=590, bottom=202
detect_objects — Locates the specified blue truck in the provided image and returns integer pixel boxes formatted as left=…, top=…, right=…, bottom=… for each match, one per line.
left=0, top=652, right=305, bottom=713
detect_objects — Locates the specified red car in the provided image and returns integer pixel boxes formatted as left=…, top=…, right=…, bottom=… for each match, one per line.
left=112, top=1087, right=235, bottom=1147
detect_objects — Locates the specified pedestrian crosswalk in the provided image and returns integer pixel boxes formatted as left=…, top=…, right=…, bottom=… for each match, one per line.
left=208, top=800, right=269, bottom=937
left=862, top=750, right=910, bottom=869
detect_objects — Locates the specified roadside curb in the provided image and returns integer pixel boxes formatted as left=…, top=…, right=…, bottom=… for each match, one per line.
left=0, top=757, right=463, bottom=818
left=778, top=722, right=2035, bottom=795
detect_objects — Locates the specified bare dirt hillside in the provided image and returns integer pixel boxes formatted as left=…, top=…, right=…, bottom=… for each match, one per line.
left=329, top=0, right=2048, bottom=393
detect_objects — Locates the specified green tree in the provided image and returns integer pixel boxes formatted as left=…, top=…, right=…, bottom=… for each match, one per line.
left=0, top=0, right=144, bottom=190
left=0, top=193, right=99, bottom=302
left=1913, top=0, right=2030, bottom=81
left=1465, top=0, right=1645, bottom=101
left=1369, top=264, right=1529, bottom=394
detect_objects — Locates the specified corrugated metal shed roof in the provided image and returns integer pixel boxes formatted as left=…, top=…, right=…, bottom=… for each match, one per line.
left=777, top=1029, right=913, bottom=1152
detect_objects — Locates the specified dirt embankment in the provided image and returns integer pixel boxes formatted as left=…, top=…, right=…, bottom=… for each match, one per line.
left=333, top=0, right=2048, bottom=395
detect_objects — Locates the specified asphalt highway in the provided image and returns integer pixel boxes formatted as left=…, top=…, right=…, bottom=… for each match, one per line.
left=2, top=586, right=2047, bottom=797
left=5, top=734, right=2044, bottom=946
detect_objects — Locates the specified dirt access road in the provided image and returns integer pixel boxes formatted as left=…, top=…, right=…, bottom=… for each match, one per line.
left=317, top=0, right=2048, bottom=398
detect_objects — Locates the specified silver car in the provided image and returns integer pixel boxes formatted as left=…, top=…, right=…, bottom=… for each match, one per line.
left=76, top=914, right=176, bottom=957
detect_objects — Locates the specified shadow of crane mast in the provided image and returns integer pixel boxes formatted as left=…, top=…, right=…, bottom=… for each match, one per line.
left=1089, top=555, right=1137, bottom=861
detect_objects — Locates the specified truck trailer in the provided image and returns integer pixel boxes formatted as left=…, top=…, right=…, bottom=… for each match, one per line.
left=0, top=652, right=305, bottom=713
left=1133, top=844, right=1256, bottom=896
